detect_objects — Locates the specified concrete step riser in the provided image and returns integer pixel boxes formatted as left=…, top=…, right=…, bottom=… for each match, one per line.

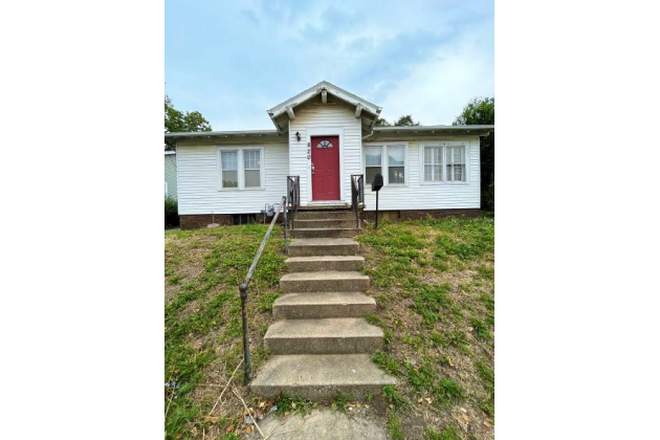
left=265, top=335, right=384, bottom=355
left=281, top=278, right=369, bottom=293
left=249, top=354, right=397, bottom=402
left=273, top=302, right=376, bottom=320
left=287, top=259, right=363, bottom=272
left=250, top=383, right=387, bottom=401
left=290, top=229, right=359, bottom=239
left=288, top=244, right=358, bottom=257
left=293, top=220, right=357, bottom=229
left=295, top=211, right=355, bottom=221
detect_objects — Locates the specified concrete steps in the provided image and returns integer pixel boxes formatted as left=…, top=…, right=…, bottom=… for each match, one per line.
left=280, top=271, right=369, bottom=293
left=250, top=354, right=396, bottom=401
left=290, top=228, right=359, bottom=239
left=288, top=238, right=359, bottom=257
left=264, top=318, right=384, bottom=355
left=273, top=291, right=376, bottom=319
left=250, top=208, right=395, bottom=401
left=286, top=255, right=364, bottom=272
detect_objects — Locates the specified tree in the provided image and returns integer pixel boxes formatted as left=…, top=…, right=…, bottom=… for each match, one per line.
left=165, top=95, right=212, bottom=132
left=375, top=114, right=421, bottom=127
left=393, top=114, right=420, bottom=127
left=165, top=96, right=212, bottom=149
left=374, top=117, right=391, bottom=127
left=453, top=97, right=495, bottom=211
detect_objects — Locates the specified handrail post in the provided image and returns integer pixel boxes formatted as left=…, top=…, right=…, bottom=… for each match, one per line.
left=239, top=283, right=251, bottom=384
left=283, top=196, right=288, bottom=254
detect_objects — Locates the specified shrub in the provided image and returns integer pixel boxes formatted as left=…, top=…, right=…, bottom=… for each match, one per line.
left=165, top=196, right=179, bottom=227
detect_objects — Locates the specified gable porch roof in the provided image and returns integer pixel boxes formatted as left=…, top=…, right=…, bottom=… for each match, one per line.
left=266, top=80, right=383, bottom=135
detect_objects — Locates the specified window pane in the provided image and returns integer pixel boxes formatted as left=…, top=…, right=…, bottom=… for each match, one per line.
left=389, top=166, right=405, bottom=184
left=388, top=146, right=404, bottom=166
left=365, top=148, right=381, bottom=166
left=366, top=167, right=381, bottom=185
left=424, top=164, right=433, bottom=181
left=454, top=165, right=463, bottom=181
left=424, top=146, right=442, bottom=181
left=245, top=170, right=260, bottom=187
left=221, top=151, right=238, bottom=170
left=222, top=170, right=238, bottom=188
left=244, top=150, right=260, bottom=169
left=447, top=146, right=465, bottom=165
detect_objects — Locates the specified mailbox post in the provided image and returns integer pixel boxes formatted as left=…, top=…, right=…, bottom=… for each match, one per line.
left=371, top=174, right=383, bottom=229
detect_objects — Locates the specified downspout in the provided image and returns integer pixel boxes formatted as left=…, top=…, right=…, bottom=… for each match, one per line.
left=362, top=106, right=383, bottom=141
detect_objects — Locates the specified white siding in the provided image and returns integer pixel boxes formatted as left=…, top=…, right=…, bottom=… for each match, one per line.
left=165, top=153, right=177, bottom=199
left=177, top=142, right=289, bottom=215
left=363, top=137, right=481, bottom=211
left=289, top=101, right=362, bottom=205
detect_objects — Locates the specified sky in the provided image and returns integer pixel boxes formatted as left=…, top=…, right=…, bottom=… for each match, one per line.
left=165, top=0, right=494, bottom=131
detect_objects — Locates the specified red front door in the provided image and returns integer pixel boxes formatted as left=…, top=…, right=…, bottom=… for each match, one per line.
left=311, top=135, right=340, bottom=201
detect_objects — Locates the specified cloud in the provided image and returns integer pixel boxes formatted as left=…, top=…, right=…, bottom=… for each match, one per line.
left=165, top=0, right=494, bottom=130
left=377, top=21, right=494, bottom=125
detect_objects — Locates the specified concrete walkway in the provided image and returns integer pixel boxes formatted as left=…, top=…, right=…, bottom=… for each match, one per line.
left=245, top=408, right=389, bottom=440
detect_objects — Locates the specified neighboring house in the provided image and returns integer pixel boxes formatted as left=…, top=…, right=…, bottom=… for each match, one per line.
left=164, top=81, right=493, bottom=229
left=164, top=151, right=177, bottom=200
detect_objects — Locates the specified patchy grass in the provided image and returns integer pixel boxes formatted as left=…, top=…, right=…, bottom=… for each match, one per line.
left=331, top=392, right=353, bottom=412
left=357, top=215, right=494, bottom=439
left=164, top=224, right=287, bottom=440
left=273, top=394, right=313, bottom=417
left=165, top=215, right=494, bottom=439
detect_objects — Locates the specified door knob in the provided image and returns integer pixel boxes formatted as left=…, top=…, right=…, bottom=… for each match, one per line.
left=311, top=163, right=315, bottom=174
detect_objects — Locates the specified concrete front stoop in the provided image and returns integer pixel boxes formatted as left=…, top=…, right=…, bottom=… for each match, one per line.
left=250, top=208, right=396, bottom=401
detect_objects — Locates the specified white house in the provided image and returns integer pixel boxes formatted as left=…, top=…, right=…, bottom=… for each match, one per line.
left=164, top=81, right=493, bottom=229
left=164, top=151, right=177, bottom=199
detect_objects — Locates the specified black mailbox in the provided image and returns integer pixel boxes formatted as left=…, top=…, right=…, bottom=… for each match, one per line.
left=371, top=173, right=383, bottom=192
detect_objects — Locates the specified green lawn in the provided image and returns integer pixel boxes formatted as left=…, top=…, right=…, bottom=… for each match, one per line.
left=164, top=215, right=494, bottom=439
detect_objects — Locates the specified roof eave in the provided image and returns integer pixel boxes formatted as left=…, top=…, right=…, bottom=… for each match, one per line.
left=366, top=125, right=494, bottom=140
left=164, top=129, right=283, bottom=144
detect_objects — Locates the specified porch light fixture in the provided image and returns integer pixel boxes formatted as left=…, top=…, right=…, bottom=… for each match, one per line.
left=295, top=131, right=301, bottom=142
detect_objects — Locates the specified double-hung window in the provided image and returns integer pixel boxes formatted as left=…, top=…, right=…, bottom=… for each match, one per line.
left=421, top=143, right=467, bottom=183
left=364, top=144, right=407, bottom=187
left=218, top=147, right=264, bottom=189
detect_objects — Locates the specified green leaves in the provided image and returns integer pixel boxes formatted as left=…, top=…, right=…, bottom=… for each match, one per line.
left=452, top=97, right=494, bottom=126
left=165, top=95, right=212, bottom=134
left=375, top=114, right=421, bottom=127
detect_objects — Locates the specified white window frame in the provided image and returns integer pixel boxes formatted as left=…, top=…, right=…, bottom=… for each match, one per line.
left=217, top=146, right=265, bottom=190
left=419, top=142, right=469, bottom=185
left=363, top=143, right=408, bottom=189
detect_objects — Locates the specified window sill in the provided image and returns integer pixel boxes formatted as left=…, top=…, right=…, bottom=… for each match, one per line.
left=420, top=181, right=469, bottom=185
left=218, top=187, right=266, bottom=191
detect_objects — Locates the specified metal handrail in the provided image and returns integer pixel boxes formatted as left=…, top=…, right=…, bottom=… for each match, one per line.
left=238, top=195, right=287, bottom=384
left=351, top=174, right=364, bottom=228
left=287, top=176, right=300, bottom=229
